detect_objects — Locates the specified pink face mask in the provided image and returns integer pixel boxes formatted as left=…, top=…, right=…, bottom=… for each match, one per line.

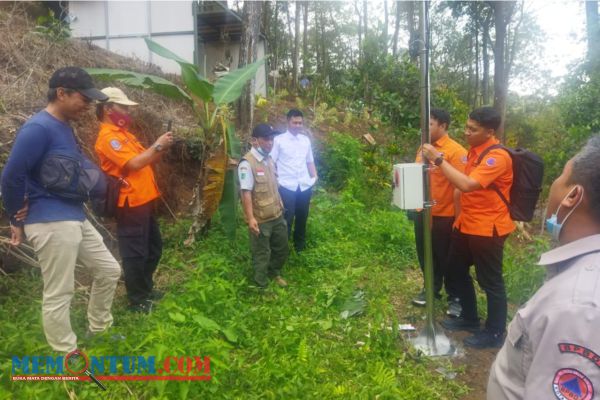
left=108, top=110, right=132, bottom=128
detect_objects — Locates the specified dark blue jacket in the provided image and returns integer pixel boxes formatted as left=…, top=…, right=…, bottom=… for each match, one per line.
left=1, top=110, right=86, bottom=226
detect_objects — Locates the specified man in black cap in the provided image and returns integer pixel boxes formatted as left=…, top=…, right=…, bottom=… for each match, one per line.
left=1, top=67, right=121, bottom=353
left=238, top=124, right=289, bottom=288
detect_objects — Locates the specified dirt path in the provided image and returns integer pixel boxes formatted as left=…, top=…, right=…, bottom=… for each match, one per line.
left=392, top=269, right=500, bottom=400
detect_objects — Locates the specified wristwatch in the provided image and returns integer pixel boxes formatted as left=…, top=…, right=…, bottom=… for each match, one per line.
left=434, top=155, right=444, bottom=166
left=153, top=143, right=163, bottom=152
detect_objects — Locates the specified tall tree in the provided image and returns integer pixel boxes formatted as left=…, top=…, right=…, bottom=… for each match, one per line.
left=407, top=1, right=418, bottom=63
left=303, top=1, right=309, bottom=74
left=392, top=1, right=401, bottom=57
left=586, top=1, right=600, bottom=66
left=292, top=0, right=301, bottom=89
left=383, top=0, right=389, bottom=52
left=489, top=0, right=516, bottom=142
left=237, top=1, right=262, bottom=136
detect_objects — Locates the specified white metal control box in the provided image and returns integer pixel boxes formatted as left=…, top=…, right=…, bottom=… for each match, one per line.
left=392, top=163, right=424, bottom=210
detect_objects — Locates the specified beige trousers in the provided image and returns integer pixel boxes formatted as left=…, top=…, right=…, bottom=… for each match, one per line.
left=24, top=220, right=121, bottom=353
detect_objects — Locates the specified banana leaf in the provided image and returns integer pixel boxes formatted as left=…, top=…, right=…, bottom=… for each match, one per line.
left=213, top=59, right=265, bottom=105
left=85, top=68, right=191, bottom=103
left=145, top=38, right=213, bottom=102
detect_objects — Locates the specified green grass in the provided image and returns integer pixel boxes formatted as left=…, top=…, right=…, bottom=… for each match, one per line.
left=0, top=189, right=548, bottom=399
left=0, top=191, right=470, bottom=399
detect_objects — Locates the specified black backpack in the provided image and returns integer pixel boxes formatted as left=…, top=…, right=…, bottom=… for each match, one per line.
left=476, top=144, right=544, bottom=222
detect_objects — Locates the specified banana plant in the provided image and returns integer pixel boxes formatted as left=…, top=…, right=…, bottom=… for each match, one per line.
left=87, top=38, right=264, bottom=244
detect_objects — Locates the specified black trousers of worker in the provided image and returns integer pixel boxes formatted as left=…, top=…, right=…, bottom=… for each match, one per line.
left=116, top=200, right=163, bottom=305
left=278, top=186, right=312, bottom=252
left=446, top=229, right=508, bottom=333
left=412, top=212, right=458, bottom=299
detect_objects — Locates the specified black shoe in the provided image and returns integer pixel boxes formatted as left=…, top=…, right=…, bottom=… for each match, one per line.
left=149, top=290, right=164, bottom=301
left=446, top=298, right=462, bottom=318
left=127, top=300, right=153, bottom=314
left=464, top=330, right=505, bottom=349
left=411, top=290, right=426, bottom=307
left=440, top=317, right=480, bottom=332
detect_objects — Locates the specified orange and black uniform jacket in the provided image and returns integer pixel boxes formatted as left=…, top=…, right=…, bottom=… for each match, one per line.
left=94, top=122, right=160, bottom=208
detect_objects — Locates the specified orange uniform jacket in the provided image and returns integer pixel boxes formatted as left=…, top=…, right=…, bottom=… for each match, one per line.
left=454, top=137, right=515, bottom=237
left=95, top=122, right=160, bottom=208
left=416, top=135, right=468, bottom=217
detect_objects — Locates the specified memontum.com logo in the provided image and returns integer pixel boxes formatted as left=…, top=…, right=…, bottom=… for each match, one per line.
left=11, top=350, right=211, bottom=390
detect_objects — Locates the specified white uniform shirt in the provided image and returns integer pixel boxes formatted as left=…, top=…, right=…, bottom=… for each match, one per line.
left=488, top=234, right=600, bottom=400
left=271, top=130, right=316, bottom=192
left=238, top=147, right=269, bottom=191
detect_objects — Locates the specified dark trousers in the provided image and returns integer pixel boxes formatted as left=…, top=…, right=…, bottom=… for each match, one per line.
left=278, top=186, right=312, bottom=251
left=446, top=229, right=508, bottom=333
left=412, top=213, right=458, bottom=299
left=249, top=215, right=289, bottom=287
left=116, top=201, right=163, bottom=305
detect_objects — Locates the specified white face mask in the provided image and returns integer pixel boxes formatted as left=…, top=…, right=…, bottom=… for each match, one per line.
left=545, top=186, right=584, bottom=241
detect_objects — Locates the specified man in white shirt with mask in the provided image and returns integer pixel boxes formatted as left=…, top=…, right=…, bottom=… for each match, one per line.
left=271, top=109, right=318, bottom=253
left=487, top=135, right=600, bottom=399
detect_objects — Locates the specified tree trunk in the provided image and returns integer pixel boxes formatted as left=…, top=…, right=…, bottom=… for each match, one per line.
left=303, top=1, right=309, bottom=74
left=363, top=1, right=368, bottom=39
left=354, top=1, right=362, bottom=61
left=392, top=1, right=401, bottom=57
left=475, top=18, right=480, bottom=107
left=292, top=0, right=300, bottom=90
left=383, top=0, right=389, bottom=53
left=586, top=1, right=600, bottom=65
left=490, top=1, right=515, bottom=143
left=482, top=15, right=491, bottom=105
left=407, top=1, right=418, bottom=63
left=237, top=1, right=262, bottom=137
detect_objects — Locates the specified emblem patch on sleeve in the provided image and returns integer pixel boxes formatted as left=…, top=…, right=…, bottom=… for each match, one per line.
left=558, top=343, right=600, bottom=369
left=485, top=157, right=496, bottom=167
left=553, top=368, right=593, bottom=400
left=110, top=139, right=122, bottom=151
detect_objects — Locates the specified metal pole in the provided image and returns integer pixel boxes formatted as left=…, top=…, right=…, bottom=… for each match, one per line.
left=409, top=0, right=455, bottom=357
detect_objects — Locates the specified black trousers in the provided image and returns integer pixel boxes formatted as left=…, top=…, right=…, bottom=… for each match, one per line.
left=446, top=229, right=508, bottom=333
left=116, top=200, right=163, bottom=305
left=412, top=212, right=458, bottom=299
left=278, top=186, right=312, bottom=251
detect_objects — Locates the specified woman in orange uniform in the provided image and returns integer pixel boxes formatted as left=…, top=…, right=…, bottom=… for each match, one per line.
left=94, top=87, right=174, bottom=313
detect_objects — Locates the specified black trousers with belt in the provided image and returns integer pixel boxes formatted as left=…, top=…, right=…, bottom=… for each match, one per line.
left=446, top=229, right=508, bottom=333
left=278, top=186, right=312, bottom=252
left=116, top=200, right=163, bottom=305
left=412, top=212, right=458, bottom=299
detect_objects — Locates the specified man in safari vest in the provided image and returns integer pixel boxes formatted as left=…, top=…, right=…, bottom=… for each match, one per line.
left=238, top=124, right=289, bottom=289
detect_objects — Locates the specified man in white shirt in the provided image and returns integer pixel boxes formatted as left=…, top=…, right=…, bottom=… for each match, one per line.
left=271, top=109, right=318, bottom=252
left=487, top=135, right=600, bottom=399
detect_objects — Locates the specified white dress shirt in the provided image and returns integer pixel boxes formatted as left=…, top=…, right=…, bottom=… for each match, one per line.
left=271, top=130, right=316, bottom=192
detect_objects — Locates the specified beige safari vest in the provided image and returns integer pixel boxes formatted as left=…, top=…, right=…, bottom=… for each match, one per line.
left=243, top=150, right=283, bottom=224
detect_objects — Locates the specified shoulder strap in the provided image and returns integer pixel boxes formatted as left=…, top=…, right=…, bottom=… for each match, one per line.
left=475, top=143, right=504, bottom=165
left=475, top=143, right=510, bottom=210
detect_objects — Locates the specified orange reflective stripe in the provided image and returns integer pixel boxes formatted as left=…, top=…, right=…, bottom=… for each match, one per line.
left=454, top=137, right=515, bottom=237
left=94, top=123, right=160, bottom=207
left=415, top=135, right=467, bottom=217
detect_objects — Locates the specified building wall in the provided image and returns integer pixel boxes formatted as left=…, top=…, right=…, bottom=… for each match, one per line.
left=200, top=40, right=267, bottom=97
left=69, top=1, right=194, bottom=75
left=69, top=0, right=266, bottom=96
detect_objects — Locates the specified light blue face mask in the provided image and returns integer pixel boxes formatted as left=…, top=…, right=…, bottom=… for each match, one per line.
left=257, top=146, right=269, bottom=157
left=545, top=186, right=584, bottom=241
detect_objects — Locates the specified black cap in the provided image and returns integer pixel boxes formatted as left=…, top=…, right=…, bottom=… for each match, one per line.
left=252, top=123, right=278, bottom=138
left=48, top=67, right=108, bottom=101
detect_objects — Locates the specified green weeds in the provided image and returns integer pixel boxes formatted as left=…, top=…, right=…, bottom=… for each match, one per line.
left=0, top=192, right=470, bottom=399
